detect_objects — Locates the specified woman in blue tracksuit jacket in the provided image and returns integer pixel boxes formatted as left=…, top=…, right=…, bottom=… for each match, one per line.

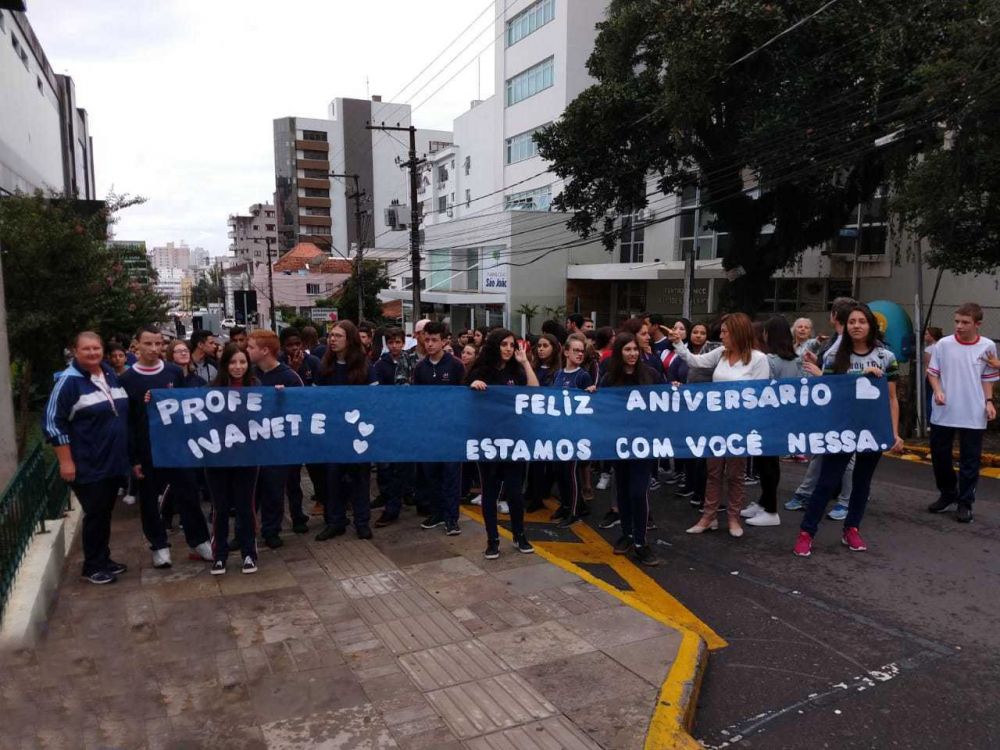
left=43, top=332, right=130, bottom=584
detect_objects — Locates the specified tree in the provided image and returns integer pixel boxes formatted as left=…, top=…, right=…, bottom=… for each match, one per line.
left=515, top=303, right=539, bottom=333
left=0, top=190, right=166, bottom=455
left=334, top=260, right=392, bottom=325
left=535, top=0, right=962, bottom=312
left=190, top=264, right=224, bottom=309
left=891, top=0, right=1000, bottom=274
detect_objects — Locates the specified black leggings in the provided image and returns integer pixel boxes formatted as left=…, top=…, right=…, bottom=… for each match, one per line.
left=756, top=456, right=781, bottom=513
left=478, top=463, right=525, bottom=542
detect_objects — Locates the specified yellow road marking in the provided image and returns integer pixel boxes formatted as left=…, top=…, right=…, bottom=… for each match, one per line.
left=461, top=499, right=726, bottom=749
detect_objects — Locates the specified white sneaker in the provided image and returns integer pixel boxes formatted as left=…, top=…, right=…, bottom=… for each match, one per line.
left=746, top=512, right=781, bottom=527
left=498, top=500, right=510, bottom=515
left=740, top=502, right=764, bottom=519
left=122, top=494, right=137, bottom=506
left=152, top=548, right=172, bottom=569
left=596, top=473, right=611, bottom=491
left=470, top=494, right=482, bottom=506
left=193, top=541, right=213, bottom=562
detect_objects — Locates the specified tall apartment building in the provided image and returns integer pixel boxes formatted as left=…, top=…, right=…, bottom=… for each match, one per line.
left=0, top=8, right=95, bottom=197
left=149, top=241, right=192, bottom=272
left=227, top=202, right=278, bottom=264
left=273, top=98, right=451, bottom=255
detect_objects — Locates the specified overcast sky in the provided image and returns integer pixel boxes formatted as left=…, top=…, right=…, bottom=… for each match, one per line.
left=27, top=0, right=497, bottom=255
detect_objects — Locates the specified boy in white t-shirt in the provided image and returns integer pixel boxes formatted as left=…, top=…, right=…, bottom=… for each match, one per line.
left=926, top=303, right=999, bottom=523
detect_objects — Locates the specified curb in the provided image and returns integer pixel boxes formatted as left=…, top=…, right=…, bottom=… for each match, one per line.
left=902, top=443, right=1000, bottom=468
left=460, top=506, right=716, bottom=749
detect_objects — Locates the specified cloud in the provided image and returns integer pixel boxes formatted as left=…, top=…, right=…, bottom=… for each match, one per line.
left=26, top=0, right=497, bottom=255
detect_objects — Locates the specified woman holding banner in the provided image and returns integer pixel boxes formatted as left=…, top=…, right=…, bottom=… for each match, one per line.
left=467, top=329, right=539, bottom=560
left=669, top=313, right=769, bottom=538
left=599, top=332, right=663, bottom=566
left=315, top=321, right=378, bottom=542
left=793, top=305, right=903, bottom=557
left=206, top=344, right=260, bottom=575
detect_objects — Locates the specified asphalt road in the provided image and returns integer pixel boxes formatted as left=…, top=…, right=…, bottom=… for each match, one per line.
left=585, top=456, right=1000, bottom=750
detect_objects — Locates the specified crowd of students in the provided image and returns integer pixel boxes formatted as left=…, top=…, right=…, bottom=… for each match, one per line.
left=44, top=301, right=997, bottom=584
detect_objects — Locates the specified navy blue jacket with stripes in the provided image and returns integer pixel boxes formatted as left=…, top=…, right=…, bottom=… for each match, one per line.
left=42, top=360, right=131, bottom=484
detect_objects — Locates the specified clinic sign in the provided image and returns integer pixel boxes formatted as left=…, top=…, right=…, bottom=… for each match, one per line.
left=147, top=376, right=894, bottom=467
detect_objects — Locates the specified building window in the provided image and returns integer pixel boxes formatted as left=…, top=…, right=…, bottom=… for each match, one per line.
left=428, top=140, right=451, bottom=153
left=678, top=185, right=730, bottom=260
left=762, top=279, right=799, bottom=313
left=301, top=150, right=327, bottom=161
left=306, top=283, right=321, bottom=295
left=303, top=169, right=328, bottom=179
left=36, top=75, right=42, bottom=93
left=266, top=210, right=275, bottom=217
left=616, top=281, right=647, bottom=320
left=302, top=130, right=327, bottom=141
left=505, top=126, right=546, bottom=164
left=619, top=213, right=646, bottom=263
left=465, top=189, right=472, bottom=207
left=304, top=188, right=329, bottom=198
left=464, top=156, right=471, bottom=175
left=438, top=196, right=448, bottom=214
left=0, top=13, right=5, bottom=31
left=506, top=0, right=555, bottom=46
left=304, top=226, right=331, bottom=236
left=506, top=57, right=554, bottom=107
left=835, top=193, right=888, bottom=255
left=437, top=165, right=449, bottom=184
left=304, top=207, right=328, bottom=216
left=504, top=185, right=553, bottom=212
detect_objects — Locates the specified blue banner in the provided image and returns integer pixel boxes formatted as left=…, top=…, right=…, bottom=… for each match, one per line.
left=147, top=376, right=894, bottom=467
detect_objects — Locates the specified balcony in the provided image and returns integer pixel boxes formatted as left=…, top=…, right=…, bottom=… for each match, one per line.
left=297, top=159, right=329, bottom=172
left=298, top=197, right=331, bottom=208
left=296, top=140, right=329, bottom=152
left=298, top=178, right=331, bottom=190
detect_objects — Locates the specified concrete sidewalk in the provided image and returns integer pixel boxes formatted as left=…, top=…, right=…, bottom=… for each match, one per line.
left=0, top=498, right=695, bottom=750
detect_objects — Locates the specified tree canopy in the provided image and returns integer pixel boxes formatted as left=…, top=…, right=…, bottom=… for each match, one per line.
left=535, top=0, right=973, bottom=311
left=333, top=259, right=392, bottom=325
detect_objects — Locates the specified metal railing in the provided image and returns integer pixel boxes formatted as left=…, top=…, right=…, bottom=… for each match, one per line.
left=0, top=444, right=71, bottom=623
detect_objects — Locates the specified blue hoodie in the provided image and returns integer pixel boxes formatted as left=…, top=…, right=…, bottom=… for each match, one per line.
left=43, top=360, right=130, bottom=484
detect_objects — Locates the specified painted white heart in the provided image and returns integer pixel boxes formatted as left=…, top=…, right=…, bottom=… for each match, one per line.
left=855, top=378, right=881, bottom=401
left=344, top=410, right=360, bottom=424
left=353, top=439, right=369, bottom=454
left=358, top=422, right=374, bottom=437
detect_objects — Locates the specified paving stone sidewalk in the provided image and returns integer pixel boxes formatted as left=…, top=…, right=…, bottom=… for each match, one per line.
left=1, top=500, right=682, bottom=750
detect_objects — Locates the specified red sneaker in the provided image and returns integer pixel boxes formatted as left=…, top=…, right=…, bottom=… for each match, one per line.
left=842, top=527, right=867, bottom=551
left=793, top=531, right=813, bottom=557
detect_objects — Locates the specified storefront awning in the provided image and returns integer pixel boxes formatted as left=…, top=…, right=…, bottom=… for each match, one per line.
left=379, top=289, right=507, bottom=306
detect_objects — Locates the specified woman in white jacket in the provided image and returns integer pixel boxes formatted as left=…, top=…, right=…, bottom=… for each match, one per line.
left=669, top=313, right=769, bottom=537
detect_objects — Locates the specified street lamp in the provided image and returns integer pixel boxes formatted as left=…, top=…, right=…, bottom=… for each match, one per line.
left=330, top=172, right=365, bottom=321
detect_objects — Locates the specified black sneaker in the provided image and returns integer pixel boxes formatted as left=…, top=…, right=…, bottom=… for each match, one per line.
left=242, top=556, right=258, bottom=574
left=647, top=517, right=658, bottom=531
left=374, top=513, right=398, bottom=528
left=292, top=520, right=309, bottom=534
left=633, top=545, right=660, bottom=567
left=556, top=515, right=580, bottom=529
left=928, top=497, right=956, bottom=513
left=210, top=560, right=226, bottom=576
left=356, top=526, right=373, bottom=540
left=549, top=506, right=570, bottom=521
left=104, top=560, right=128, bottom=576
left=578, top=500, right=591, bottom=517
left=598, top=510, right=620, bottom=529
left=513, top=534, right=534, bottom=554
left=675, top=488, right=695, bottom=498
left=263, top=535, right=283, bottom=549
left=956, top=505, right=974, bottom=523
left=315, top=525, right=346, bottom=541
left=612, top=535, right=633, bottom=555
left=420, top=514, right=445, bottom=530
left=82, top=570, right=116, bottom=585
left=690, top=497, right=703, bottom=508
left=445, top=520, right=462, bottom=536
left=484, top=539, right=501, bottom=560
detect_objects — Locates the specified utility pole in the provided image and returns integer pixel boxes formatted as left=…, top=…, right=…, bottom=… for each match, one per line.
left=367, top=122, right=425, bottom=321
left=264, top=236, right=276, bottom=332
left=331, top=173, right=365, bottom=321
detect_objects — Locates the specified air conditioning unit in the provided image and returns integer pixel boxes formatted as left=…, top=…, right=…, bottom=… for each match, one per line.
left=384, top=204, right=409, bottom=231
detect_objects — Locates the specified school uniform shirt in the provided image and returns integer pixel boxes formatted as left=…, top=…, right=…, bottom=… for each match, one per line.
left=927, top=335, right=999, bottom=429
left=651, top=335, right=672, bottom=356
left=766, top=353, right=803, bottom=380
left=316, top=361, right=378, bottom=386
left=536, top=364, right=556, bottom=387
left=822, top=345, right=900, bottom=382
left=373, top=351, right=416, bottom=386
left=468, top=363, right=528, bottom=387
left=256, top=362, right=305, bottom=388
left=43, top=360, right=130, bottom=484
left=598, top=368, right=666, bottom=388
left=551, top=367, right=593, bottom=390
left=192, top=357, right=218, bottom=383
left=179, top=371, right=207, bottom=388
left=280, top=352, right=322, bottom=385
left=672, top=341, right=770, bottom=382
left=660, top=349, right=690, bottom=384
left=119, top=360, right=185, bottom=467
left=413, top=352, right=466, bottom=386
left=640, top=351, right=664, bottom=377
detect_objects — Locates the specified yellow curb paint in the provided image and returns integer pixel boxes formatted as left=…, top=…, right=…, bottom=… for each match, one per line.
left=888, top=450, right=1000, bottom=478
left=460, top=503, right=725, bottom=748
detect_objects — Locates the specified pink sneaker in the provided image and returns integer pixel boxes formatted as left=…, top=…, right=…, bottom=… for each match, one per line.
left=842, top=527, right=867, bottom=551
left=793, top=531, right=813, bottom=557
